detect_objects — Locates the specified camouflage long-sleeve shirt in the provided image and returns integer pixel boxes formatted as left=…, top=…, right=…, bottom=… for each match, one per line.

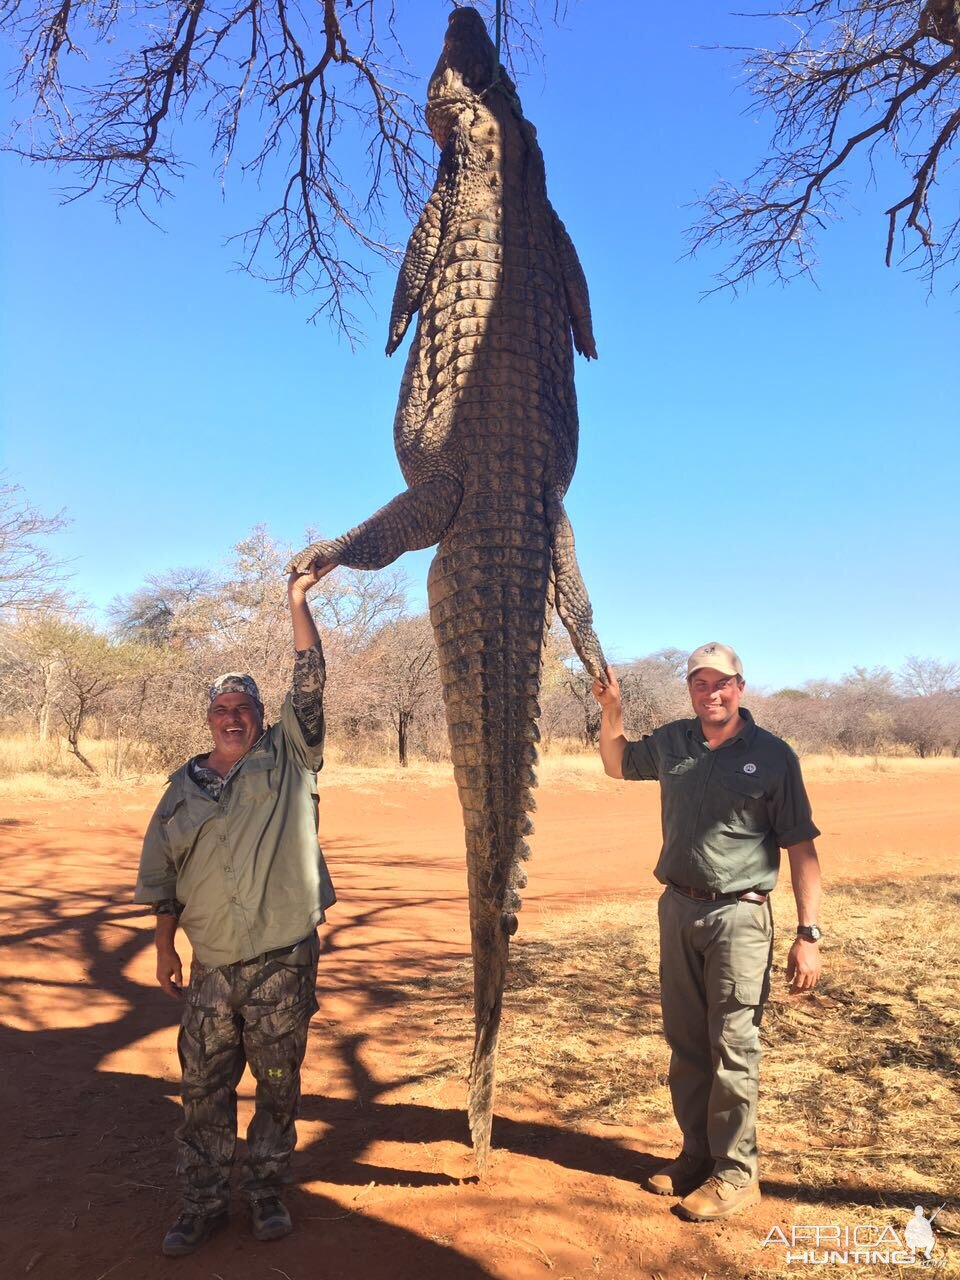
left=153, top=645, right=326, bottom=919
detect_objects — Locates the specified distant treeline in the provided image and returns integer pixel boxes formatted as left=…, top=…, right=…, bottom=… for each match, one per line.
left=1, top=526, right=958, bottom=776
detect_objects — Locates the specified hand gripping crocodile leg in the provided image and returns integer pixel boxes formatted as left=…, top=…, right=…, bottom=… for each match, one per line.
left=287, top=476, right=463, bottom=572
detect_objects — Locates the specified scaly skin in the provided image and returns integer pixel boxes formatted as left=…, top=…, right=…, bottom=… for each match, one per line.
left=289, top=7, right=606, bottom=1170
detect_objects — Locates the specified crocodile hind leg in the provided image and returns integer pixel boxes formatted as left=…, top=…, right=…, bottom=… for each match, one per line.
left=287, top=475, right=463, bottom=572
left=547, top=490, right=608, bottom=682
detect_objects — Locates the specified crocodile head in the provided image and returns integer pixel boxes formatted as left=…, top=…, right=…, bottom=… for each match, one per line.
left=426, top=7, right=516, bottom=146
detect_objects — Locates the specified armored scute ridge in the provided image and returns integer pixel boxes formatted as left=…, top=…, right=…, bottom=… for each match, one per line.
left=289, top=6, right=607, bottom=1169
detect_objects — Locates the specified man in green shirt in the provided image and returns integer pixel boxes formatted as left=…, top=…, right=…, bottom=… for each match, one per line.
left=593, top=642, right=823, bottom=1222
left=135, top=568, right=336, bottom=1255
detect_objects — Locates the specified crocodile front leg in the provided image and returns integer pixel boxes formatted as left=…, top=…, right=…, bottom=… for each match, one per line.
left=387, top=179, right=449, bottom=356
left=550, top=208, right=598, bottom=362
left=287, top=475, right=463, bottom=572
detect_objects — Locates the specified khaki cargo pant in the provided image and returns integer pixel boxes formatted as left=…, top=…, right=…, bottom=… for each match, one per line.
left=658, top=887, right=773, bottom=1186
left=176, top=932, right=320, bottom=1214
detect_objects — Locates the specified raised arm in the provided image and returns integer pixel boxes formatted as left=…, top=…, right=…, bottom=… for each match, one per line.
left=288, top=566, right=329, bottom=650
left=288, top=569, right=328, bottom=751
left=592, top=665, right=628, bottom=778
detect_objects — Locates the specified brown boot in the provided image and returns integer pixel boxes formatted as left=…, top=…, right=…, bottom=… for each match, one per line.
left=643, top=1151, right=714, bottom=1197
left=677, top=1175, right=761, bottom=1221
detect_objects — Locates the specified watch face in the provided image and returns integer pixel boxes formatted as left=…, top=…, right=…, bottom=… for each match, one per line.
left=799, top=925, right=822, bottom=942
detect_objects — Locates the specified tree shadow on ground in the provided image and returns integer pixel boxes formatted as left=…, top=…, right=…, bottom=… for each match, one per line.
left=297, top=1030, right=660, bottom=1188
left=0, top=831, right=660, bottom=1280
left=11, top=822, right=937, bottom=1280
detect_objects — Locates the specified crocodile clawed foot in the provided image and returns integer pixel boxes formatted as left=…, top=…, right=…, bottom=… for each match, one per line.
left=285, top=541, right=338, bottom=575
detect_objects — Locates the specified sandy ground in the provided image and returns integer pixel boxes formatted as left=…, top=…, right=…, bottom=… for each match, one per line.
left=1, top=761, right=958, bottom=1279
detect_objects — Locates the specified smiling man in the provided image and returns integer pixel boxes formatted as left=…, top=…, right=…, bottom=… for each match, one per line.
left=135, top=568, right=336, bottom=1256
left=592, top=642, right=823, bottom=1222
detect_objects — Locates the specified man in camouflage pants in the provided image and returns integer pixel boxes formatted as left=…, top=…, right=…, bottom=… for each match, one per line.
left=135, top=567, right=336, bottom=1256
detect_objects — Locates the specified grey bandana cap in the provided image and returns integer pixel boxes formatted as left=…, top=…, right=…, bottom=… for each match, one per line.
left=208, top=672, right=262, bottom=708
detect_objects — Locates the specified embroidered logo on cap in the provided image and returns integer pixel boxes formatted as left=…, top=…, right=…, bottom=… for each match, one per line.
left=743, top=763, right=757, bottom=774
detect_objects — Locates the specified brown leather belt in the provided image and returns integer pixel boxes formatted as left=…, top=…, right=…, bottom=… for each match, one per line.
left=669, top=881, right=768, bottom=905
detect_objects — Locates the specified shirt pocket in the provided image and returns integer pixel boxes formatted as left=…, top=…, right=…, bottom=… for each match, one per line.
left=717, top=771, right=768, bottom=833
left=719, top=771, right=765, bottom=801
left=662, top=753, right=697, bottom=778
left=160, top=799, right=204, bottom=864
left=237, top=755, right=275, bottom=804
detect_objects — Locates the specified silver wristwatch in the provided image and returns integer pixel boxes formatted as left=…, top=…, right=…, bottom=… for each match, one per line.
left=796, top=924, right=823, bottom=943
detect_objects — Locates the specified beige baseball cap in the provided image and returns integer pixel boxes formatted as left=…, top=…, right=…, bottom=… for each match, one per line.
left=687, top=642, right=743, bottom=680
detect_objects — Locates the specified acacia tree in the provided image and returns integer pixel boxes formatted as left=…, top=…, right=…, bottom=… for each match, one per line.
left=105, top=524, right=412, bottom=762
left=0, top=476, right=70, bottom=615
left=1, top=0, right=552, bottom=334
left=691, top=1, right=960, bottom=290
left=52, top=624, right=143, bottom=771
left=1, top=617, right=143, bottom=770
left=108, top=566, right=218, bottom=648
left=898, top=653, right=960, bottom=696
left=367, top=613, right=440, bottom=766
left=0, top=611, right=64, bottom=741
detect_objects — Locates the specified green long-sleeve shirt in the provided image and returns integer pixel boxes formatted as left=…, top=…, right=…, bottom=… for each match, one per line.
left=134, top=691, right=336, bottom=966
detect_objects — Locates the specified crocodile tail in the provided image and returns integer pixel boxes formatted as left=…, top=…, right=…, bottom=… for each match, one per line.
left=428, top=514, right=549, bottom=1171
left=463, top=808, right=535, bottom=1169
left=465, top=874, right=507, bottom=1171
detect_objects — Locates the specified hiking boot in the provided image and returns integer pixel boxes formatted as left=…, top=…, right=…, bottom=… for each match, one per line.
left=250, top=1195, right=293, bottom=1242
left=677, top=1175, right=761, bottom=1221
left=161, top=1208, right=228, bottom=1256
left=643, top=1151, right=714, bottom=1197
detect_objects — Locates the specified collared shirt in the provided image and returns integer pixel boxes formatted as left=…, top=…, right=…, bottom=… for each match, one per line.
left=621, top=707, right=820, bottom=894
left=152, top=647, right=327, bottom=921
left=134, top=672, right=336, bottom=966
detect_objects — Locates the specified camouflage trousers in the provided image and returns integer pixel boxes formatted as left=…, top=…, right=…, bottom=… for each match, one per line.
left=176, top=932, right=320, bottom=1214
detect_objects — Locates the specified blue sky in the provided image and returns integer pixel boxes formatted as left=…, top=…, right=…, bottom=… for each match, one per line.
left=2, top=3, right=957, bottom=691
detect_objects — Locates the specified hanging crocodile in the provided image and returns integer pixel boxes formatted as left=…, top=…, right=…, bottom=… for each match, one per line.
left=288, top=6, right=607, bottom=1170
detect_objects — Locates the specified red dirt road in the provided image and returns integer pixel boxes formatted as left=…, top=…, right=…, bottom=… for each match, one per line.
left=1, top=765, right=956, bottom=1280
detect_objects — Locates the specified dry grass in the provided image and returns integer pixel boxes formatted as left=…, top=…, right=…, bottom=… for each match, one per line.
left=320, top=753, right=454, bottom=791
left=800, top=753, right=960, bottom=782
left=316, top=748, right=960, bottom=793
left=3, top=722, right=957, bottom=802
left=0, top=733, right=164, bottom=799
left=390, top=877, right=960, bottom=1270
left=538, top=750, right=960, bottom=786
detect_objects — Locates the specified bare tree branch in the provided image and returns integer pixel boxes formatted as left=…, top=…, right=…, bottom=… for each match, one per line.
left=689, top=1, right=960, bottom=292
left=1, top=0, right=437, bottom=332
left=1, top=1, right=567, bottom=333
left=0, top=475, right=71, bottom=615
